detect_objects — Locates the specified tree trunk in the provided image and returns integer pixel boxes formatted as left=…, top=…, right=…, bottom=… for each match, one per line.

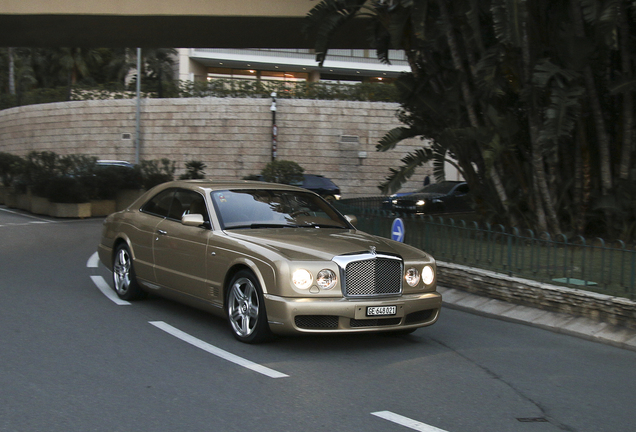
left=618, top=2, right=633, bottom=180
left=437, top=0, right=515, bottom=223
left=571, top=0, right=613, bottom=194
left=8, top=47, right=15, bottom=95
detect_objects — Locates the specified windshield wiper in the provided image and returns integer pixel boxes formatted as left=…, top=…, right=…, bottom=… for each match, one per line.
left=297, top=223, right=346, bottom=229
left=226, top=223, right=299, bottom=230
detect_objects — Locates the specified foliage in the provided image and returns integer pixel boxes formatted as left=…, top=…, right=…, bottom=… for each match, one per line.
left=179, top=160, right=207, bottom=180
left=0, top=152, right=24, bottom=187
left=261, top=160, right=304, bottom=185
left=140, top=158, right=175, bottom=189
left=306, top=0, right=636, bottom=241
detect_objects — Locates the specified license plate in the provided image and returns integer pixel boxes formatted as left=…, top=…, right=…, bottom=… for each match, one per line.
left=367, top=306, right=397, bottom=317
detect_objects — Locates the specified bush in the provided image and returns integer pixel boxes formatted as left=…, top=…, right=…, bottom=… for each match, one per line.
left=261, top=160, right=304, bottom=185
left=141, top=158, right=175, bottom=189
left=46, top=176, right=89, bottom=203
left=0, top=152, right=24, bottom=187
left=179, top=160, right=206, bottom=180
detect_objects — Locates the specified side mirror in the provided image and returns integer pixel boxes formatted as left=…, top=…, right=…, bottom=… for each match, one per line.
left=182, top=214, right=205, bottom=227
left=345, top=215, right=358, bottom=226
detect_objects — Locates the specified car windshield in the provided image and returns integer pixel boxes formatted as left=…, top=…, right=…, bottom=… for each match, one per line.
left=211, top=189, right=350, bottom=230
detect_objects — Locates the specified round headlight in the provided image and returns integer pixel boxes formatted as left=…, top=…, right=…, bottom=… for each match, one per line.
left=422, top=265, right=435, bottom=285
left=405, top=267, right=420, bottom=287
left=416, top=200, right=426, bottom=206
left=316, top=269, right=337, bottom=290
left=292, top=269, right=313, bottom=289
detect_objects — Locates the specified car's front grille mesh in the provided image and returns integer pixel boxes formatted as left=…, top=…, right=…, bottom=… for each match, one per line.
left=344, top=257, right=402, bottom=297
left=295, top=315, right=339, bottom=329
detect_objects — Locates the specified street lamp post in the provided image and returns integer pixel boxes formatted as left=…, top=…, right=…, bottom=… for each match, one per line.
left=270, top=92, right=277, bottom=161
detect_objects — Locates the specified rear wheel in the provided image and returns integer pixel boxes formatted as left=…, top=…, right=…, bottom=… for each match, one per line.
left=112, top=244, right=146, bottom=301
left=226, top=270, right=272, bottom=343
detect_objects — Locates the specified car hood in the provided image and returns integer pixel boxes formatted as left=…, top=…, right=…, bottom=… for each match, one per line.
left=226, top=229, right=429, bottom=262
left=396, top=192, right=445, bottom=200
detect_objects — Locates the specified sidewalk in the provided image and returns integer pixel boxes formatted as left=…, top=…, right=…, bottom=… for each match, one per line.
left=438, top=286, right=636, bottom=352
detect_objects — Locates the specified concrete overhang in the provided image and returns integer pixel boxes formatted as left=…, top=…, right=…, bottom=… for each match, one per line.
left=0, top=0, right=372, bottom=48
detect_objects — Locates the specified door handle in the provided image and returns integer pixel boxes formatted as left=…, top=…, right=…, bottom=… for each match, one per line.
left=157, top=229, right=167, bottom=236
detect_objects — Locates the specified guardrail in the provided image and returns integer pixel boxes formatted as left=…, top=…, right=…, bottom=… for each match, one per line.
left=335, top=200, right=636, bottom=300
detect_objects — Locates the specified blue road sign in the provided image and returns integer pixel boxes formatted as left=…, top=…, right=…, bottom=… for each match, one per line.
left=391, top=218, right=405, bottom=242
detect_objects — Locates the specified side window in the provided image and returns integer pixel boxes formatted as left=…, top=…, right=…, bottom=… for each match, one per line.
left=174, top=190, right=210, bottom=225
left=141, top=189, right=174, bottom=218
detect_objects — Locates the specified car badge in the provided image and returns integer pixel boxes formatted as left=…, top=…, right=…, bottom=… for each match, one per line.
left=369, top=246, right=377, bottom=255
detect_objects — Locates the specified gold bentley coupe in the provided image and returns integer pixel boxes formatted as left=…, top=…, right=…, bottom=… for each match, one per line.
left=98, top=180, right=442, bottom=343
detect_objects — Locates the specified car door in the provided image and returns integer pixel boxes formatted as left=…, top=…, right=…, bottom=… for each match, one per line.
left=152, top=189, right=211, bottom=298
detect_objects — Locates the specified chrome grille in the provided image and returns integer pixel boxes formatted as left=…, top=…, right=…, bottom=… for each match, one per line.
left=341, top=255, right=403, bottom=297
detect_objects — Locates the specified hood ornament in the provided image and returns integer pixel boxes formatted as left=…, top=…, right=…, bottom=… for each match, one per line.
left=369, top=246, right=377, bottom=255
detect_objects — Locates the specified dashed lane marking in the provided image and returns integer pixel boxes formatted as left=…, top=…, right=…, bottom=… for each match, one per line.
left=372, top=411, right=449, bottom=432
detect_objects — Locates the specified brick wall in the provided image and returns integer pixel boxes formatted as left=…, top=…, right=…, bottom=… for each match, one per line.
left=0, top=98, right=433, bottom=198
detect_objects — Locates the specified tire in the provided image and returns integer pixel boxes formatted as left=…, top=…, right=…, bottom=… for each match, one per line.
left=112, top=244, right=146, bottom=301
left=226, top=270, right=272, bottom=344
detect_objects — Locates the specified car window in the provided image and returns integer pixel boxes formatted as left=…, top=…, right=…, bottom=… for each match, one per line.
left=141, top=188, right=210, bottom=224
left=454, top=184, right=469, bottom=195
left=211, top=189, right=349, bottom=230
left=141, top=189, right=175, bottom=218
left=175, top=189, right=210, bottom=224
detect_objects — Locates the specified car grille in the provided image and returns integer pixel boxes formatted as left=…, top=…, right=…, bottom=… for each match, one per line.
left=341, top=256, right=403, bottom=298
left=295, top=315, right=339, bottom=329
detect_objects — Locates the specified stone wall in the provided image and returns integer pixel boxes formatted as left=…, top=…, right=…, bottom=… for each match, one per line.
left=0, top=98, right=433, bottom=198
left=438, top=261, right=636, bottom=329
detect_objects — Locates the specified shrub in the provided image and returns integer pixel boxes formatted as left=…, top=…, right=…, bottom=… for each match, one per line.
left=261, top=160, right=304, bottom=185
left=179, top=160, right=206, bottom=180
left=141, top=158, right=175, bottom=189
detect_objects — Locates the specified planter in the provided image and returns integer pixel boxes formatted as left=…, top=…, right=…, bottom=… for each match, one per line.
left=4, top=190, right=17, bottom=208
left=49, top=202, right=92, bottom=218
left=16, top=193, right=31, bottom=212
left=31, top=196, right=51, bottom=216
left=90, top=200, right=117, bottom=217
left=116, top=189, right=145, bottom=211
left=0, top=186, right=7, bottom=205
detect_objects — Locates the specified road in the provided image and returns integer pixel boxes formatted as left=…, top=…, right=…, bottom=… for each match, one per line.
left=1, top=206, right=635, bottom=432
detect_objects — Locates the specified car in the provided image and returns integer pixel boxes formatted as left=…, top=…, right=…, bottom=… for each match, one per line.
left=388, top=181, right=471, bottom=214
left=294, top=174, right=341, bottom=201
left=252, top=174, right=341, bottom=201
left=98, top=180, right=442, bottom=343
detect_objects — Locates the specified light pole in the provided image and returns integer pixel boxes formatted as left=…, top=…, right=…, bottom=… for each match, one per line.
left=270, top=92, right=277, bottom=161
left=135, top=48, right=141, bottom=165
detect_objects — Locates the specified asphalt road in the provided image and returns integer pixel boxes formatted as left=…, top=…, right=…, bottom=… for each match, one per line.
left=1, top=206, right=635, bottom=432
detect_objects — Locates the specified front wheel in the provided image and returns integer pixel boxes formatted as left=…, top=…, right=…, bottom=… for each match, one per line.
left=226, top=270, right=272, bottom=343
left=112, top=244, right=146, bottom=301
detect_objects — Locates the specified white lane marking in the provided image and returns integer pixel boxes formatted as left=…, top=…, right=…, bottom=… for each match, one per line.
left=372, top=412, right=449, bottom=432
left=149, top=321, right=289, bottom=379
left=0, top=207, right=55, bottom=222
left=87, top=251, right=100, bottom=268
left=90, top=275, right=131, bottom=306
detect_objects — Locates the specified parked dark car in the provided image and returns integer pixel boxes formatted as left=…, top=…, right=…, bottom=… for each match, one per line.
left=293, top=174, right=341, bottom=201
left=253, top=174, right=341, bottom=201
left=387, top=181, right=472, bottom=214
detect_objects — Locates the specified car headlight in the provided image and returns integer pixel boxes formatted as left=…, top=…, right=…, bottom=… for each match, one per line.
left=416, top=200, right=426, bottom=206
left=316, top=269, right=337, bottom=290
left=405, top=267, right=420, bottom=287
left=292, top=269, right=313, bottom=289
left=422, top=264, right=435, bottom=285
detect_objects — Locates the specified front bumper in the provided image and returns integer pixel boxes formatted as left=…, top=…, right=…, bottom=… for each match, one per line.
left=264, top=291, right=442, bottom=335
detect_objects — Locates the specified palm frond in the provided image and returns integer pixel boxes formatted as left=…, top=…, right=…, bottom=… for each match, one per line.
left=378, top=147, right=434, bottom=194
left=376, top=126, right=420, bottom=152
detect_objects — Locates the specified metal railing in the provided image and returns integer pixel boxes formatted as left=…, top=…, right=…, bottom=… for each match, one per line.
left=335, top=201, right=636, bottom=300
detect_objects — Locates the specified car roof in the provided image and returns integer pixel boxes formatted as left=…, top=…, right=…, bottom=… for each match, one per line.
left=151, top=180, right=313, bottom=194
